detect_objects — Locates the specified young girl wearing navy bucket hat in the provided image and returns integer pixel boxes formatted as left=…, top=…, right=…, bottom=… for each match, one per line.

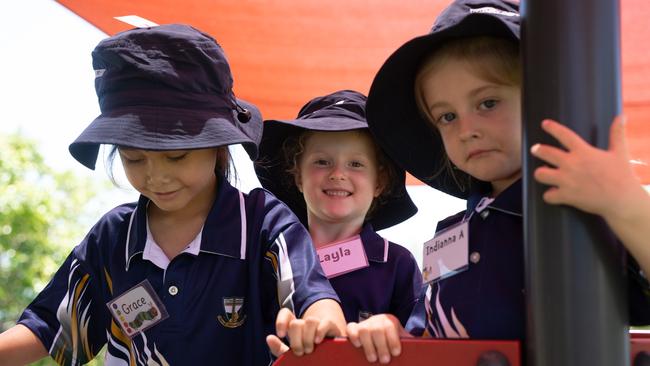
left=254, top=90, right=423, bottom=355
left=0, top=24, right=345, bottom=366
left=345, top=0, right=650, bottom=363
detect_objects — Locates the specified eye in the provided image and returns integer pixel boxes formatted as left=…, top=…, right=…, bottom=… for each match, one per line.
left=122, top=157, right=143, bottom=164
left=436, top=112, right=456, bottom=125
left=349, top=160, right=364, bottom=168
left=167, top=153, right=188, bottom=162
left=314, top=159, right=330, bottom=167
left=479, top=99, right=498, bottom=110
left=119, top=152, right=143, bottom=164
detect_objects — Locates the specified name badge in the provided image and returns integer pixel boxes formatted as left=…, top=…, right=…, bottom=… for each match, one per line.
left=317, top=236, right=369, bottom=278
left=422, top=221, right=469, bottom=284
left=107, top=280, right=168, bottom=338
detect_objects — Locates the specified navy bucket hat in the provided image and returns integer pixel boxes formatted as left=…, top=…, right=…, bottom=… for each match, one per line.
left=255, top=90, right=417, bottom=231
left=366, top=0, right=519, bottom=198
left=69, top=24, right=263, bottom=170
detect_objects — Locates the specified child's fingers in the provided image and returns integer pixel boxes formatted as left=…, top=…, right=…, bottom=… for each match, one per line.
left=346, top=322, right=362, bottom=348
left=357, top=327, right=379, bottom=363
left=530, top=143, right=567, bottom=168
left=384, top=321, right=402, bottom=358
left=370, top=327, right=393, bottom=364
left=542, top=186, right=566, bottom=206
left=286, top=319, right=305, bottom=356
left=533, top=166, right=562, bottom=187
left=314, top=318, right=337, bottom=344
left=275, top=308, right=295, bottom=338
left=299, top=317, right=320, bottom=354
left=541, top=119, right=587, bottom=152
left=266, top=335, right=290, bottom=357
left=608, top=115, right=629, bottom=158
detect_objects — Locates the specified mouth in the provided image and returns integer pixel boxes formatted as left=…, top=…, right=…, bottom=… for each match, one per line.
left=467, top=149, right=495, bottom=160
left=323, top=189, right=352, bottom=197
left=152, top=189, right=179, bottom=199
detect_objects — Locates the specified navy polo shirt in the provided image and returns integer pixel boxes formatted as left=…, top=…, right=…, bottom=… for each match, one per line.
left=328, top=224, right=423, bottom=325
left=18, top=178, right=338, bottom=366
left=416, top=179, right=650, bottom=340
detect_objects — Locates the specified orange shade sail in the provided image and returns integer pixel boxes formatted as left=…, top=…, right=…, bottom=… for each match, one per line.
left=56, top=0, right=650, bottom=184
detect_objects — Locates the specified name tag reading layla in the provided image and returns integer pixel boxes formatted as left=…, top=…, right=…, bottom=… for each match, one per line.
left=317, top=236, right=369, bottom=278
left=422, top=221, right=469, bottom=284
left=107, top=280, right=168, bottom=338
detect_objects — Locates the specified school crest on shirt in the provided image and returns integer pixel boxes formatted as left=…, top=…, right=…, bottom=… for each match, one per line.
left=218, top=297, right=246, bottom=328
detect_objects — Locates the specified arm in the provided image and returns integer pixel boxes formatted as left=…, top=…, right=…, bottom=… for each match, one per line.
left=531, top=116, right=650, bottom=273
left=0, top=324, right=48, bottom=366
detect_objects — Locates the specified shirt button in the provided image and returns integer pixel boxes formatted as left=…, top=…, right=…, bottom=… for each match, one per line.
left=480, top=210, right=490, bottom=219
left=470, top=252, right=481, bottom=264
left=168, top=285, right=179, bottom=296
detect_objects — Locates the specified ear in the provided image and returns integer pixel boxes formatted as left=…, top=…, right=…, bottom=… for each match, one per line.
left=294, top=171, right=303, bottom=193
left=374, top=167, right=386, bottom=198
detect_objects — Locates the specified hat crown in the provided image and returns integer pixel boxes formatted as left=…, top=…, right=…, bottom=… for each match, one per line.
left=69, top=24, right=264, bottom=170
left=297, top=89, right=367, bottom=122
left=431, top=0, right=520, bottom=34
left=92, top=24, right=235, bottom=112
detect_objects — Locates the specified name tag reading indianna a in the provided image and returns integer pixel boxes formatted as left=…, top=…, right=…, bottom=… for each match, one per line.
left=317, top=236, right=369, bottom=278
left=422, top=221, right=469, bottom=284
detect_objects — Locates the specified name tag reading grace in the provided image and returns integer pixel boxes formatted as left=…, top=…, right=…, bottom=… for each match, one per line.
left=422, top=221, right=469, bottom=284
left=317, top=236, right=369, bottom=278
left=107, top=280, right=168, bottom=338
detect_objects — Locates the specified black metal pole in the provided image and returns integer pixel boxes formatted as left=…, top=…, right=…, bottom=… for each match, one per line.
left=521, top=0, right=628, bottom=365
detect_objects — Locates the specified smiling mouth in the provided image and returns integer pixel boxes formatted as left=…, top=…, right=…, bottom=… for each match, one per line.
left=153, top=189, right=179, bottom=198
left=323, top=190, right=351, bottom=197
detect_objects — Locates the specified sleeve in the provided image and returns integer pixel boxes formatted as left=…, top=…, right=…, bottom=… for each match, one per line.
left=404, top=285, right=428, bottom=337
left=628, top=254, right=650, bottom=325
left=17, top=236, right=111, bottom=365
left=390, top=246, right=425, bottom=326
left=266, top=221, right=340, bottom=318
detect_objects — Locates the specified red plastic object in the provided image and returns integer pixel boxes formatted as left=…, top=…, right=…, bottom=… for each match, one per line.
left=631, top=330, right=650, bottom=364
left=273, top=337, right=520, bottom=366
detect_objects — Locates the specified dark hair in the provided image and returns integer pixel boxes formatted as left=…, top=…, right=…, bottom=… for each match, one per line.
left=283, top=129, right=400, bottom=221
left=105, top=145, right=233, bottom=187
left=413, top=36, right=520, bottom=191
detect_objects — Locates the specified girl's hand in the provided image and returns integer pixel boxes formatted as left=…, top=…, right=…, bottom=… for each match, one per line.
left=267, top=300, right=345, bottom=357
left=347, top=314, right=411, bottom=364
left=530, top=116, right=642, bottom=221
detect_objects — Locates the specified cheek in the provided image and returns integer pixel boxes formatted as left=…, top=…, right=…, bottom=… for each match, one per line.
left=439, top=137, right=462, bottom=166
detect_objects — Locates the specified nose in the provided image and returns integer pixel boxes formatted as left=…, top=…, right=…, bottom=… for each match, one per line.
left=328, top=163, right=346, bottom=181
left=145, top=160, right=171, bottom=186
left=457, top=114, right=481, bottom=141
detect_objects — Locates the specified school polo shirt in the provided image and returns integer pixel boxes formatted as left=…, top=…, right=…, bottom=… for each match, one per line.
left=18, top=179, right=339, bottom=366
left=419, top=179, right=650, bottom=340
left=328, top=223, right=423, bottom=325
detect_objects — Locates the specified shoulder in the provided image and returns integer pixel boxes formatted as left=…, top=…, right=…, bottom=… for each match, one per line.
left=243, top=188, right=306, bottom=240
left=386, top=240, right=416, bottom=260
left=436, top=210, right=467, bottom=232
left=77, top=202, right=137, bottom=248
left=69, top=202, right=137, bottom=269
left=92, top=202, right=138, bottom=232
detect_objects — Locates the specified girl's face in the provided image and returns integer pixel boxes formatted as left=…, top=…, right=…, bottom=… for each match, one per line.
left=421, top=59, right=522, bottom=196
left=296, top=131, right=382, bottom=228
left=119, top=148, right=218, bottom=215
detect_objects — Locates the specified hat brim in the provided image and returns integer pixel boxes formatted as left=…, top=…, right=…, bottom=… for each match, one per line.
left=366, top=15, right=518, bottom=198
left=255, top=117, right=417, bottom=231
left=69, top=98, right=262, bottom=170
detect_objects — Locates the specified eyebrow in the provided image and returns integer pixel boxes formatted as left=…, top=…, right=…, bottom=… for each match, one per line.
left=427, top=84, right=501, bottom=113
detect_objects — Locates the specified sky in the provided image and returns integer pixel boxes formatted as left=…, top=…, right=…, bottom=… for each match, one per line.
left=0, top=0, right=466, bottom=265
